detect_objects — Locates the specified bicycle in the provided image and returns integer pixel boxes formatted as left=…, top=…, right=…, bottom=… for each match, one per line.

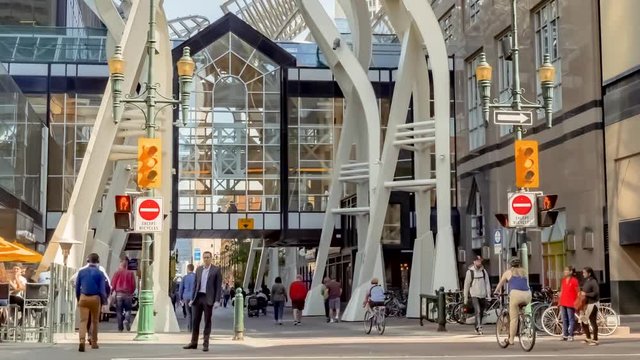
left=541, top=302, right=619, bottom=337
left=495, top=294, right=536, bottom=352
left=364, top=304, right=386, bottom=335
left=384, top=291, right=406, bottom=318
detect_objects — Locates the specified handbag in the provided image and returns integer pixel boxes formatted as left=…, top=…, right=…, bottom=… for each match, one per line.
left=574, top=292, right=586, bottom=312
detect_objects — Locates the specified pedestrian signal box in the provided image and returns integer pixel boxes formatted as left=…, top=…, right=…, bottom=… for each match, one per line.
left=114, top=194, right=132, bottom=230
left=115, top=195, right=132, bottom=212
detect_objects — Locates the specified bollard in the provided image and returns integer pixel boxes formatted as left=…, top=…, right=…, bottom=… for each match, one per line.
left=233, top=288, right=244, bottom=340
left=437, top=286, right=447, bottom=332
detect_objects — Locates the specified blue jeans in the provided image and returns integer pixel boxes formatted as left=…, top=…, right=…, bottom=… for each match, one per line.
left=116, top=294, right=133, bottom=331
left=273, top=300, right=285, bottom=322
left=560, top=306, right=576, bottom=337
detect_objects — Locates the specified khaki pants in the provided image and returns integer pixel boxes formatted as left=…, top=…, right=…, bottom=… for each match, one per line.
left=509, top=290, right=532, bottom=342
left=79, top=294, right=101, bottom=345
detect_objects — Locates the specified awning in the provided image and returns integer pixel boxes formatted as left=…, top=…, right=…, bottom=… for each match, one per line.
left=0, top=237, right=43, bottom=263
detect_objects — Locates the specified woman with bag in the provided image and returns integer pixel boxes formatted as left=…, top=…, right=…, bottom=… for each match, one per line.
left=579, top=267, right=600, bottom=346
left=558, top=266, right=580, bottom=341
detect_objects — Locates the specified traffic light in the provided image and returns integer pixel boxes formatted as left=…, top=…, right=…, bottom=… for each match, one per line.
left=537, top=194, right=559, bottom=227
left=114, top=194, right=132, bottom=230
left=138, top=138, right=162, bottom=189
left=515, top=140, right=539, bottom=188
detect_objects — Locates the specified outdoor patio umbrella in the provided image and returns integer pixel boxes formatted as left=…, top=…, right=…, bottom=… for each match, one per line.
left=0, top=237, right=43, bottom=263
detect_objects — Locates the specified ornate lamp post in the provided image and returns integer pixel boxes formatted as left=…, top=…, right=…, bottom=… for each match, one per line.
left=475, top=0, right=555, bottom=297
left=108, top=0, right=195, bottom=340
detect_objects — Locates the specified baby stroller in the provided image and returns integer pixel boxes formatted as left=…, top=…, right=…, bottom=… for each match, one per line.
left=246, top=295, right=260, bottom=317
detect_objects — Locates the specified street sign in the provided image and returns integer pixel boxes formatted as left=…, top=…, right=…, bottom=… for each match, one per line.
left=238, top=218, right=254, bottom=230
left=493, top=230, right=502, bottom=245
left=493, top=110, right=533, bottom=126
left=493, top=229, right=503, bottom=255
left=508, top=192, right=537, bottom=228
left=134, top=197, right=163, bottom=233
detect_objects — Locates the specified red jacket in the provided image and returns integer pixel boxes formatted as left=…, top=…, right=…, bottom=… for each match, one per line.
left=558, top=276, right=579, bottom=308
left=289, top=280, right=308, bottom=301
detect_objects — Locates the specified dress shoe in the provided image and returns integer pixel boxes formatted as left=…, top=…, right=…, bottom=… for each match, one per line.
left=78, top=343, right=85, bottom=352
left=91, top=344, right=99, bottom=349
left=183, top=343, right=197, bottom=350
left=202, top=344, right=209, bottom=352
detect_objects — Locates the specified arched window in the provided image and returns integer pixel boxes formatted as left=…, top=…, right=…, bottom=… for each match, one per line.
left=178, top=33, right=281, bottom=212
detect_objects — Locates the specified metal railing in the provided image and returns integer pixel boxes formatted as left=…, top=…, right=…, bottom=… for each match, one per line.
left=0, top=26, right=107, bottom=63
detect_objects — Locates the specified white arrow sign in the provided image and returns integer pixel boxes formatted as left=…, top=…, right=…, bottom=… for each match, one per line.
left=493, top=110, right=533, bottom=126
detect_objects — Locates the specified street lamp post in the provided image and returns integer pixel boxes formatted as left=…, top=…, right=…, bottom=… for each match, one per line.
left=475, top=0, right=555, bottom=294
left=108, top=0, right=195, bottom=340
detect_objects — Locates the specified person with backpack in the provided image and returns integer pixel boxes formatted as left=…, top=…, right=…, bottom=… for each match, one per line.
left=463, top=255, right=492, bottom=335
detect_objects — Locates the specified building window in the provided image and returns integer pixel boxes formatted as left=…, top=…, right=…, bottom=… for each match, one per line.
left=469, top=183, right=484, bottom=250
left=467, top=0, right=482, bottom=25
left=179, top=32, right=282, bottom=213
left=467, top=53, right=485, bottom=151
left=439, top=9, right=454, bottom=45
left=497, top=31, right=513, bottom=137
left=534, top=0, right=562, bottom=112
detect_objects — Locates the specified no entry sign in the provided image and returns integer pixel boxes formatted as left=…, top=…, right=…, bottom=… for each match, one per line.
left=134, top=197, right=163, bottom=233
left=508, top=192, right=537, bottom=228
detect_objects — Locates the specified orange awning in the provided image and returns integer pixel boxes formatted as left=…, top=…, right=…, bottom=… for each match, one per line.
left=0, top=237, right=43, bottom=263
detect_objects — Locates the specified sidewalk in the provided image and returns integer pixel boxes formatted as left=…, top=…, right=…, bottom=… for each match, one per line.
left=52, top=305, right=638, bottom=348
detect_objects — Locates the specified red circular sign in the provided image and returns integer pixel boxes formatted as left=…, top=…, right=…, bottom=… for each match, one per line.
left=138, top=199, right=160, bottom=221
left=512, top=195, right=533, bottom=215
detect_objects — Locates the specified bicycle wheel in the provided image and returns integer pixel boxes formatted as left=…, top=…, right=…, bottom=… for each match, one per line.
left=363, top=310, right=373, bottom=334
left=454, top=303, right=469, bottom=325
left=377, top=312, right=386, bottom=335
left=519, top=314, right=536, bottom=352
left=532, top=303, right=549, bottom=332
left=597, top=306, right=618, bottom=336
left=541, top=306, right=563, bottom=337
left=495, top=311, right=510, bottom=348
left=446, top=302, right=458, bottom=323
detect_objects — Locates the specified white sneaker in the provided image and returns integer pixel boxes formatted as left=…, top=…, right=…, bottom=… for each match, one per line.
left=330, top=319, right=336, bottom=323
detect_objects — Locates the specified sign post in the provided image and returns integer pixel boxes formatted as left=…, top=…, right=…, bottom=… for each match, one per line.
left=494, top=229, right=503, bottom=276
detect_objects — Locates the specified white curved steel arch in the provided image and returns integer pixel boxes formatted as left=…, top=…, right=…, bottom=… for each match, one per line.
left=41, top=0, right=180, bottom=332
left=298, top=0, right=382, bottom=317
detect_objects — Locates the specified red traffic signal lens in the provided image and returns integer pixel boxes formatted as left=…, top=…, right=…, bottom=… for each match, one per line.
left=536, top=194, right=558, bottom=211
left=115, top=195, right=132, bottom=212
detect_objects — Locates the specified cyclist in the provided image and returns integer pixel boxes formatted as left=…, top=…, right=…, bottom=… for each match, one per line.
left=362, top=278, right=386, bottom=311
left=494, top=258, right=532, bottom=345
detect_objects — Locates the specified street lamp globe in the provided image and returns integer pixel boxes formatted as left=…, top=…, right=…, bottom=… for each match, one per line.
left=108, top=46, right=126, bottom=76
left=475, top=53, right=492, bottom=82
left=176, top=47, right=195, bottom=77
left=538, top=54, right=555, bottom=84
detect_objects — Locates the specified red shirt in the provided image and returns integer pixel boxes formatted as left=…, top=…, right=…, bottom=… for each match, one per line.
left=558, top=276, right=579, bottom=308
left=111, top=268, right=136, bottom=295
left=289, top=280, right=308, bottom=301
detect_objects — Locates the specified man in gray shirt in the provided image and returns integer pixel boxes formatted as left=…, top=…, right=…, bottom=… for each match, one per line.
left=463, top=255, right=492, bottom=335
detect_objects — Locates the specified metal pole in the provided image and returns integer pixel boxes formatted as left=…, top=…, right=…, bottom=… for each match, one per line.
left=233, top=288, right=244, bottom=340
left=511, top=0, right=530, bottom=311
left=135, top=0, right=157, bottom=340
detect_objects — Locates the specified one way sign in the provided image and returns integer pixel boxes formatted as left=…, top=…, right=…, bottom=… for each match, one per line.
left=493, top=110, right=533, bottom=126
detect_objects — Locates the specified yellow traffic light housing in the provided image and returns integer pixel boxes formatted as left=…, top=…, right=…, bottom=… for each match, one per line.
left=138, top=138, right=162, bottom=189
left=515, top=140, right=539, bottom=188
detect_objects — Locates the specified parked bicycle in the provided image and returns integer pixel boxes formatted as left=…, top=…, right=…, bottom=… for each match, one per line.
left=495, top=295, right=536, bottom=352
left=364, top=304, right=386, bottom=335
left=384, top=291, right=406, bottom=318
left=541, top=301, right=619, bottom=337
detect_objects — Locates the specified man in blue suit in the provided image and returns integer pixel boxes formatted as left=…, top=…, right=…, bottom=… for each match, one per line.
left=179, top=264, right=196, bottom=331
